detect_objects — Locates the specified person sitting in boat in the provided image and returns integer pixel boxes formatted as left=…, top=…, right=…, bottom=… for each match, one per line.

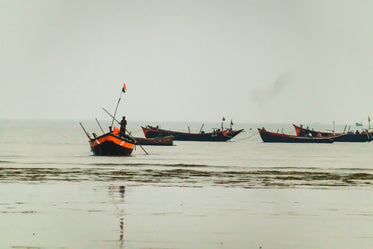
left=113, top=126, right=120, bottom=136
left=120, top=116, right=127, bottom=136
left=355, top=130, right=360, bottom=135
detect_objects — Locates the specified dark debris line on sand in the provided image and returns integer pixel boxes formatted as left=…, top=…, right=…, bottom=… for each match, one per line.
left=1, top=167, right=373, bottom=188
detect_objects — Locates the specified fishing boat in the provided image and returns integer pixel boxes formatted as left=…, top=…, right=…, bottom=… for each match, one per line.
left=89, top=129, right=136, bottom=156
left=80, top=83, right=146, bottom=156
left=225, top=128, right=245, bottom=139
left=258, top=128, right=336, bottom=143
left=142, top=125, right=243, bottom=141
left=134, top=136, right=174, bottom=146
left=293, top=124, right=373, bottom=142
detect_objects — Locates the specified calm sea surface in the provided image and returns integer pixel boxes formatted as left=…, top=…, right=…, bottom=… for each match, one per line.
left=1, top=119, right=373, bottom=249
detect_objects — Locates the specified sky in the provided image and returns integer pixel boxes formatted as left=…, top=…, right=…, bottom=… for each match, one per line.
left=1, top=0, right=373, bottom=125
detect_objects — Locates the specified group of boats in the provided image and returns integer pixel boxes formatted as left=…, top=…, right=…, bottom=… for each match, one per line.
left=258, top=124, right=373, bottom=143
left=82, top=120, right=372, bottom=156
left=80, top=122, right=244, bottom=156
left=80, top=83, right=372, bottom=156
left=79, top=83, right=246, bottom=156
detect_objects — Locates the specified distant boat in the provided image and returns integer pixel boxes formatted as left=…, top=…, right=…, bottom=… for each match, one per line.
left=258, top=128, right=336, bottom=143
left=133, top=136, right=174, bottom=146
left=225, top=129, right=245, bottom=140
left=142, top=125, right=243, bottom=142
left=356, top=122, right=363, bottom=126
left=293, top=124, right=373, bottom=142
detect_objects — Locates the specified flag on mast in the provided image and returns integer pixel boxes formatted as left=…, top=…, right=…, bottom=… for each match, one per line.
left=122, top=83, right=127, bottom=93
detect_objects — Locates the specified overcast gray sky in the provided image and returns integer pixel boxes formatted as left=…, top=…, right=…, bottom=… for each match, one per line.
left=1, top=0, right=373, bottom=124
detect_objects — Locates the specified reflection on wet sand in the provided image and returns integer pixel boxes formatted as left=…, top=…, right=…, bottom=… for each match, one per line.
left=108, top=185, right=126, bottom=248
left=1, top=167, right=373, bottom=188
left=1, top=182, right=373, bottom=249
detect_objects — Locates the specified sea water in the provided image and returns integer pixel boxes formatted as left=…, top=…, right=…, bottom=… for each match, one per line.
left=1, top=119, right=373, bottom=249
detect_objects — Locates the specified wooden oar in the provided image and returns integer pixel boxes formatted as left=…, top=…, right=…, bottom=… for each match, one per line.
left=79, top=122, right=92, bottom=140
left=199, top=123, right=204, bottom=133
left=102, top=108, right=149, bottom=155
left=342, top=124, right=347, bottom=134
left=95, top=118, right=105, bottom=134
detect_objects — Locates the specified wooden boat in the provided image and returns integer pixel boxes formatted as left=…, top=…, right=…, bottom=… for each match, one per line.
left=133, top=136, right=174, bottom=146
left=258, top=128, right=335, bottom=143
left=293, top=124, right=373, bottom=142
left=142, top=125, right=243, bottom=141
left=89, top=130, right=135, bottom=156
left=225, top=128, right=245, bottom=139
left=80, top=83, right=144, bottom=156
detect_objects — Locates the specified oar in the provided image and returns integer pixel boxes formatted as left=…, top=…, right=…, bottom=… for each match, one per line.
left=79, top=122, right=92, bottom=140
left=95, top=118, right=105, bottom=134
left=102, top=108, right=149, bottom=155
left=368, top=116, right=371, bottom=130
left=342, top=124, right=347, bottom=134
left=199, top=123, right=204, bottom=133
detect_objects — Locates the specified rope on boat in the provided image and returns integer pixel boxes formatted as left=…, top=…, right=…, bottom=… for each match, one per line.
left=230, top=132, right=259, bottom=142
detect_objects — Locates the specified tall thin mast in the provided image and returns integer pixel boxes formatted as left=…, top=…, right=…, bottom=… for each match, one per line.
left=111, top=83, right=126, bottom=128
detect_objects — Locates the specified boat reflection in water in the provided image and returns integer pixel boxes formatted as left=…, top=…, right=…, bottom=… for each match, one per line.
left=109, top=185, right=126, bottom=247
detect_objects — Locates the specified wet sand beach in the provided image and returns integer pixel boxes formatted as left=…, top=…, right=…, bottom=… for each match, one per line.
left=1, top=183, right=373, bottom=249
left=1, top=120, right=373, bottom=249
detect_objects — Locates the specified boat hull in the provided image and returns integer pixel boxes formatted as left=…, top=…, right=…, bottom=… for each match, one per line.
left=89, top=133, right=135, bottom=156
left=134, top=136, right=174, bottom=146
left=142, top=126, right=242, bottom=141
left=293, top=124, right=373, bottom=142
left=258, top=128, right=334, bottom=143
left=333, top=133, right=373, bottom=142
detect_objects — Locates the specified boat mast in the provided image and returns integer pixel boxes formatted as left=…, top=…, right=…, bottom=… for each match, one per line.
left=369, top=116, right=371, bottom=130
left=111, top=91, right=123, bottom=129
left=221, top=116, right=225, bottom=130
left=95, top=118, right=105, bottom=134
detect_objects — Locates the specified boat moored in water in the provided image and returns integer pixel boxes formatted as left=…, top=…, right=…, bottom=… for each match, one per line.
left=142, top=125, right=243, bottom=142
left=258, top=128, right=336, bottom=143
left=134, top=136, right=174, bottom=146
left=293, top=124, right=373, bottom=142
left=89, top=128, right=135, bottom=156
left=80, top=83, right=140, bottom=156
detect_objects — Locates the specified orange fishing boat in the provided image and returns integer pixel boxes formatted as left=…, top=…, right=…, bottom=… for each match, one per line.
left=80, top=83, right=136, bottom=156
left=89, top=127, right=135, bottom=156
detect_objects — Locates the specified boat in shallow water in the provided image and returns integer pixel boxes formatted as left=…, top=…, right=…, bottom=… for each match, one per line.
left=133, top=136, right=174, bottom=146
left=258, top=128, right=336, bottom=143
left=89, top=129, right=135, bottom=156
left=142, top=125, right=243, bottom=142
left=80, top=83, right=137, bottom=156
left=293, top=124, right=373, bottom=142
